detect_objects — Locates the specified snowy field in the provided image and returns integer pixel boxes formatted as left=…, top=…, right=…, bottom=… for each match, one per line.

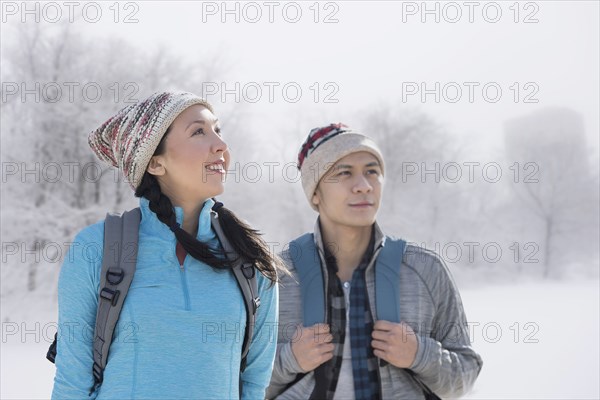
left=1, top=280, right=598, bottom=399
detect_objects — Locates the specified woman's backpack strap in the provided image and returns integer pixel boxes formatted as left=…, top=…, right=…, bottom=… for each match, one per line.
left=91, top=207, right=141, bottom=393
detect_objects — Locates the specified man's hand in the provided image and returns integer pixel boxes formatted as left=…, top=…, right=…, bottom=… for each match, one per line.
left=371, top=320, right=418, bottom=368
left=291, top=323, right=335, bottom=372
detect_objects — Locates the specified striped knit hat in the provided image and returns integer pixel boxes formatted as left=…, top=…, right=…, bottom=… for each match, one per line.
left=89, top=91, right=213, bottom=190
left=297, top=123, right=385, bottom=210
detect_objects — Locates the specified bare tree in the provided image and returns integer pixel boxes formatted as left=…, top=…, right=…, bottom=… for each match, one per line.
left=1, top=21, right=241, bottom=294
left=504, top=107, right=599, bottom=278
left=361, top=106, right=465, bottom=245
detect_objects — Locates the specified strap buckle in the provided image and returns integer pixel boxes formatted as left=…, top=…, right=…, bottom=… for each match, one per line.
left=100, top=288, right=120, bottom=306
left=252, top=296, right=261, bottom=312
left=241, top=263, right=255, bottom=279
left=106, top=267, right=124, bottom=285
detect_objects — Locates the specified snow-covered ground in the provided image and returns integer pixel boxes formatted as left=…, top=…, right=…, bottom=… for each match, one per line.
left=1, top=280, right=598, bottom=399
left=461, top=279, right=599, bottom=399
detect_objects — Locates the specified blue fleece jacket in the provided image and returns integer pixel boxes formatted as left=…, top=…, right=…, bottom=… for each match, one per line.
left=51, top=198, right=278, bottom=399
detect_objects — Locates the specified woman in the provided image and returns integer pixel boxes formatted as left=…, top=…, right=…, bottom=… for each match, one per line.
left=51, top=91, right=280, bottom=399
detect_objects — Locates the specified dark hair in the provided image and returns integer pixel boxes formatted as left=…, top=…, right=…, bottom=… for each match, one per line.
left=134, top=127, right=281, bottom=284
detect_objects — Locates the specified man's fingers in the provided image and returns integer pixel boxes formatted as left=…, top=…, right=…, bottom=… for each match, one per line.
left=371, top=339, right=388, bottom=351
left=320, top=333, right=333, bottom=342
left=373, top=320, right=394, bottom=331
left=300, top=324, right=330, bottom=338
left=310, top=323, right=330, bottom=333
left=373, top=349, right=388, bottom=361
left=312, top=331, right=333, bottom=339
left=371, top=330, right=390, bottom=341
left=321, top=346, right=333, bottom=361
left=375, top=320, right=415, bottom=335
left=305, top=332, right=333, bottom=345
left=319, top=343, right=335, bottom=352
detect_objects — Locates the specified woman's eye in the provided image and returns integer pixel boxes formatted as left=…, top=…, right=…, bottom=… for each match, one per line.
left=215, top=127, right=222, bottom=136
left=193, top=128, right=205, bottom=136
left=367, top=169, right=380, bottom=175
left=337, top=171, right=351, bottom=177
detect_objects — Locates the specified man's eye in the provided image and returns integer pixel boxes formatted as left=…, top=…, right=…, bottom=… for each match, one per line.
left=337, top=171, right=350, bottom=176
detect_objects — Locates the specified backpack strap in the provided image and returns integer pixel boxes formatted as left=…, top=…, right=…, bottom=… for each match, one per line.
left=91, top=207, right=141, bottom=393
left=289, top=234, right=407, bottom=325
left=288, top=233, right=326, bottom=326
left=375, top=236, right=406, bottom=368
left=209, top=210, right=259, bottom=374
left=374, top=236, right=407, bottom=323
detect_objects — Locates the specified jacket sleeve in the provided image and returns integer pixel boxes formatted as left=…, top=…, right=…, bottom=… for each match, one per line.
left=265, top=258, right=307, bottom=400
left=51, top=222, right=104, bottom=399
left=267, top=341, right=307, bottom=399
left=240, top=271, right=279, bottom=400
left=409, top=255, right=483, bottom=397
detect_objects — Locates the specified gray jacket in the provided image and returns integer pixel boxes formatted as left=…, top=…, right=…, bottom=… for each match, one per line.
left=266, top=221, right=483, bottom=399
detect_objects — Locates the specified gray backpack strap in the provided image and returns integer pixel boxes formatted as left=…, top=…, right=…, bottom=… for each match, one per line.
left=289, top=233, right=326, bottom=326
left=374, top=236, right=407, bottom=323
left=210, top=210, right=259, bottom=373
left=92, top=207, right=141, bottom=392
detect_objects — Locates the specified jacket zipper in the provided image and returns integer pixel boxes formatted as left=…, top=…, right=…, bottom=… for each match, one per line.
left=317, top=248, right=329, bottom=322
left=178, top=256, right=191, bottom=311
left=366, top=246, right=385, bottom=399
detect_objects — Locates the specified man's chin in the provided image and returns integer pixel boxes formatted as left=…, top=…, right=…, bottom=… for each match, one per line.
left=345, top=215, right=377, bottom=228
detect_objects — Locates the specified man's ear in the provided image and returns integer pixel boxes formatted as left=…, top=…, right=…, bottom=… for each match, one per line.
left=147, top=156, right=166, bottom=176
left=311, top=190, right=320, bottom=208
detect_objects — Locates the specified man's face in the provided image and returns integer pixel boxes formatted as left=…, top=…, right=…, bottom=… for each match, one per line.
left=312, top=151, right=383, bottom=229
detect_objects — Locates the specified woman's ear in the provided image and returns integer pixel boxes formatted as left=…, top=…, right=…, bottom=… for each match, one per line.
left=147, top=156, right=166, bottom=176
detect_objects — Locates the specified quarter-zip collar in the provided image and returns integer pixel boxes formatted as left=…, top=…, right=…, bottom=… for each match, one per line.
left=139, top=196, right=217, bottom=244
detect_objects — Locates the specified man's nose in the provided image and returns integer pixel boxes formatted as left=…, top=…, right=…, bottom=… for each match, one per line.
left=353, top=174, right=373, bottom=193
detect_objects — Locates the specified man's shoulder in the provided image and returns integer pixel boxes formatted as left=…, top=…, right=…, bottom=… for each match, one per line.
left=279, top=232, right=316, bottom=266
left=399, top=241, right=459, bottom=294
left=403, top=243, right=444, bottom=269
left=277, top=236, right=304, bottom=286
left=278, top=245, right=296, bottom=271
left=380, top=236, right=449, bottom=280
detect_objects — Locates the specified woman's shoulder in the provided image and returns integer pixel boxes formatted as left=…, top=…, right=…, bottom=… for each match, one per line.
left=73, top=219, right=105, bottom=241
left=63, top=219, right=105, bottom=267
left=68, top=219, right=106, bottom=257
left=58, top=219, right=106, bottom=291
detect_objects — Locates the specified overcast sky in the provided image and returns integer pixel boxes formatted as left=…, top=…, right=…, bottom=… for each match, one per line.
left=2, top=1, right=599, bottom=158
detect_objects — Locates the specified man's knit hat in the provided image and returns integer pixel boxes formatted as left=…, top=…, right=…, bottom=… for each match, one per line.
left=89, top=91, right=213, bottom=190
left=297, top=123, right=385, bottom=210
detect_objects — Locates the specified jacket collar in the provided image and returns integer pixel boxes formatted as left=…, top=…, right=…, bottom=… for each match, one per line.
left=138, top=196, right=217, bottom=243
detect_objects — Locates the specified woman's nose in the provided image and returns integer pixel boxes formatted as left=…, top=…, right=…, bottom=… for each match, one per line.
left=212, top=132, right=228, bottom=153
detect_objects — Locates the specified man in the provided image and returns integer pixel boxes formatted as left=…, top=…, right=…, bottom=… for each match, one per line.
left=267, top=123, right=483, bottom=399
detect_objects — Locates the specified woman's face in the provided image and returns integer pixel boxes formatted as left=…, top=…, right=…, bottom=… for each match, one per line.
left=148, top=104, right=230, bottom=205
